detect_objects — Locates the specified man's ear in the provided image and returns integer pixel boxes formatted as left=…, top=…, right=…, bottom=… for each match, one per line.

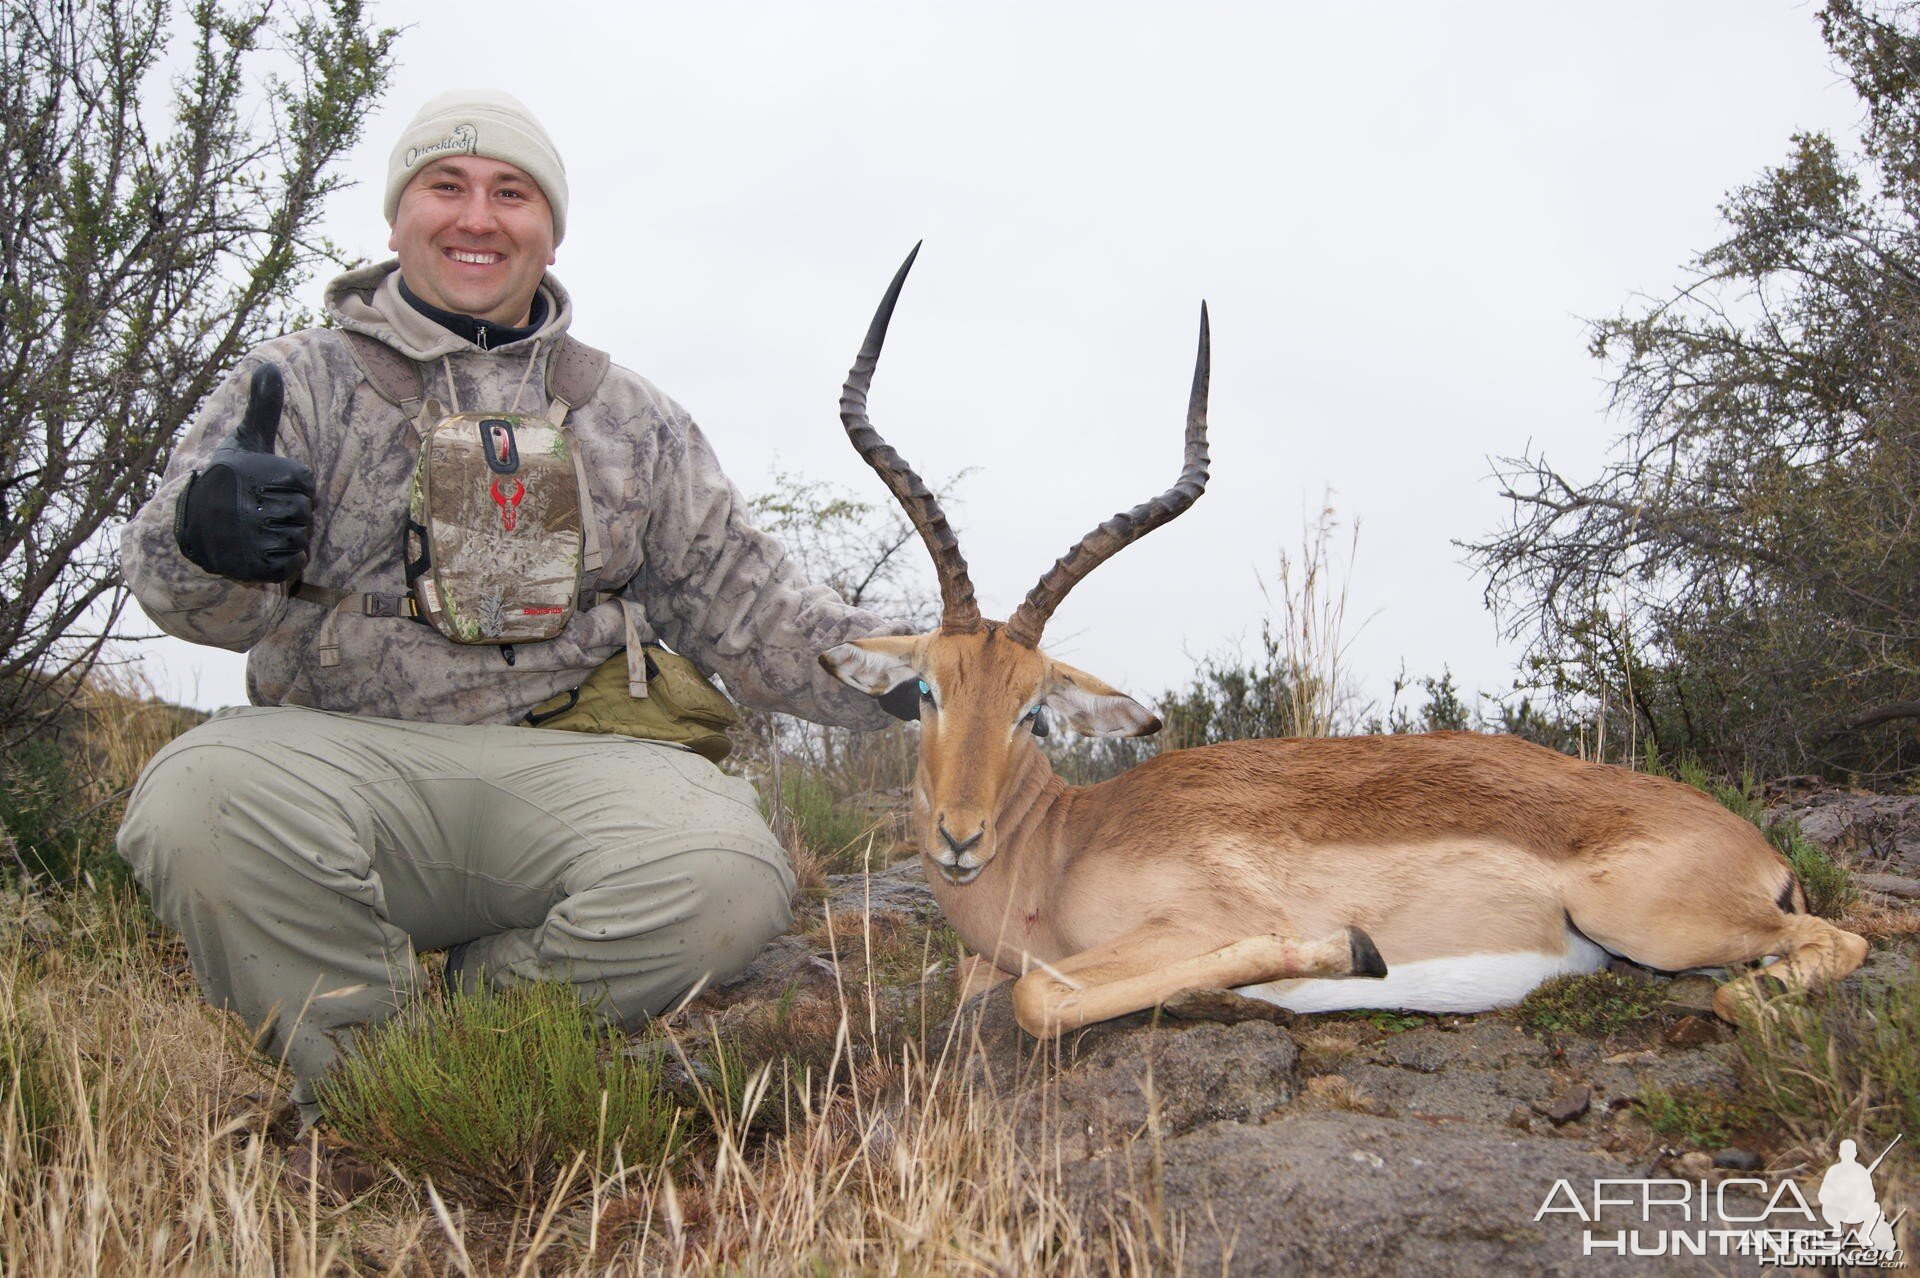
left=1042, top=658, right=1162, bottom=738
left=819, top=635, right=923, bottom=696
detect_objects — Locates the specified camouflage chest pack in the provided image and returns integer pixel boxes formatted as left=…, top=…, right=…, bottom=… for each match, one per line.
left=296, top=330, right=610, bottom=652
left=406, top=407, right=599, bottom=643
left=290, top=329, right=741, bottom=760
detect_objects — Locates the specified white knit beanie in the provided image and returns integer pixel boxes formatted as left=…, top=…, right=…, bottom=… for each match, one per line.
left=384, top=89, right=568, bottom=243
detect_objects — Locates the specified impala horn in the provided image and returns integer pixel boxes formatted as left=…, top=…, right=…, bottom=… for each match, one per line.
left=839, top=243, right=984, bottom=635
left=1001, top=303, right=1211, bottom=648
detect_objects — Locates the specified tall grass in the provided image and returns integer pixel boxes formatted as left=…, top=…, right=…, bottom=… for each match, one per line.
left=1262, top=500, right=1364, bottom=739
left=1730, top=975, right=1919, bottom=1186
left=1, top=878, right=1176, bottom=1274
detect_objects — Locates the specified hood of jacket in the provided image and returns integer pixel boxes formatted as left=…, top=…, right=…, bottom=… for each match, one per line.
left=324, top=259, right=575, bottom=362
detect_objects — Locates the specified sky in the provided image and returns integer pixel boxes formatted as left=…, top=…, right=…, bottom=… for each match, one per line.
left=128, top=1, right=1867, bottom=722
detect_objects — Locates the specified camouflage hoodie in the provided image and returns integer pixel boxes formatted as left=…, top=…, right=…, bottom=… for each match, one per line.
left=121, top=261, right=897, bottom=729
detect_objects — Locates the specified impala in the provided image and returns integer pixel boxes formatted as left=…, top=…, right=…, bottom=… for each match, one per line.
left=819, top=246, right=1868, bottom=1038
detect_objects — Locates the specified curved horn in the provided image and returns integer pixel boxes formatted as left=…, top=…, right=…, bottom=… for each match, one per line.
left=839, top=243, right=984, bottom=635
left=1003, top=303, right=1211, bottom=649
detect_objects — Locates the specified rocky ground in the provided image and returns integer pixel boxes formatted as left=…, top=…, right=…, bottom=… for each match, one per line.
left=691, top=792, right=1920, bottom=1276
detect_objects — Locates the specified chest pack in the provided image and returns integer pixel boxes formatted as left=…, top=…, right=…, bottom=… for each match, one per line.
left=292, top=329, right=741, bottom=759
left=295, top=331, right=611, bottom=659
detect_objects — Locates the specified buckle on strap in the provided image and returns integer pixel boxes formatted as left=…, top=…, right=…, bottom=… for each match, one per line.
left=361, top=593, right=419, bottom=618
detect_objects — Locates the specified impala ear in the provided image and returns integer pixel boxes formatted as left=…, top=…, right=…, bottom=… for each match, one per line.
left=819, top=635, right=923, bottom=696
left=1043, top=659, right=1163, bottom=738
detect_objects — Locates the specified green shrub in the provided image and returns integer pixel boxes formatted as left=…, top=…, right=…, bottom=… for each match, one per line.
left=1515, top=971, right=1664, bottom=1037
left=1638, top=1085, right=1762, bottom=1148
left=768, top=765, right=884, bottom=876
left=0, top=732, right=126, bottom=889
left=315, top=980, right=681, bottom=1204
left=1730, top=974, right=1920, bottom=1177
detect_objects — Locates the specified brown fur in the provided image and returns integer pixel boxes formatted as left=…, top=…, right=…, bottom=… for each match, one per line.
left=824, top=629, right=1868, bottom=1036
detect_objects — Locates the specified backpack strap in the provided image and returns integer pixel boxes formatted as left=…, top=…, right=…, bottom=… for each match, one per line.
left=542, top=335, right=611, bottom=575
left=544, top=335, right=610, bottom=418
left=343, top=328, right=607, bottom=417
left=340, top=330, right=425, bottom=420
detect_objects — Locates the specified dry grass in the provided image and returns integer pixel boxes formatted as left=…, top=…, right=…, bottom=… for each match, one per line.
left=1262, top=499, right=1364, bottom=738
left=0, top=666, right=1179, bottom=1275
left=1837, top=893, right=1920, bottom=941
left=68, top=657, right=199, bottom=798
left=2, top=873, right=1172, bottom=1276
left=1298, top=1074, right=1385, bottom=1116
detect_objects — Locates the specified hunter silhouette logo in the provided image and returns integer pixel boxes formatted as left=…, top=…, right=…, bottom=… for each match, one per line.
left=1535, top=1132, right=1907, bottom=1265
left=1820, top=1137, right=1904, bottom=1254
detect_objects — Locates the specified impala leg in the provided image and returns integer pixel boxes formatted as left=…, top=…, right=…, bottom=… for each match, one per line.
left=1710, top=914, right=1870, bottom=1023
left=956, top=951, right=1012, bottom=1002
left=1010, top=925, right=1387, bottom=1038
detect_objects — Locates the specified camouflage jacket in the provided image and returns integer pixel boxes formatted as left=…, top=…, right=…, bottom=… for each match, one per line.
left=121, top=261, right=898, bottom=730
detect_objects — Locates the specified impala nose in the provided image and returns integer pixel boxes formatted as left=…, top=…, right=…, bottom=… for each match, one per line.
left=938, top=819, right=984, bottom=855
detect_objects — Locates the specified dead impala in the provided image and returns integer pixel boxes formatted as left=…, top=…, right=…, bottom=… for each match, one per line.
left=818, top=246, right=1868, bottom=1038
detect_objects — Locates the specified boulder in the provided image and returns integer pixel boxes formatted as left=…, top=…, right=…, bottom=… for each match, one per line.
left=945, top=985, right=1300, bottom=1159
left=1766, top=791, right=1920, bottom=874
left=1067, top=1112, right=1709, bottom=1277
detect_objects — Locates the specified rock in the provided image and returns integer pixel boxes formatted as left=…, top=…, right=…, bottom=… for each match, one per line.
left=1506, top=1104, right=1538, bottom=1132
left=1659, top=975, right=1721, bottom=1018
left=1855, top=870, right=1920, bottom=900
left=1160, top=986, right=1295, bottom=1026
left=1532, top=1084, right=1591, bottom=1126
left=822, top=857, right=938, bottom=918
left=1068, top=1112, right=1706, bottom=1276
left=1713, top=1147, right=1762, bottom=1172
left=945, top=985, right=1299, bottom=1158
left=1330, top=1022, right=1564, bottom=1125
left=1661, top=1015, right=1726, bottom=1048
left=1767, top=792, right=1920, bottom=874
left=688, top=934, right=838, bottom=1012
left=1673, top=1151, right=1715, bottom=1177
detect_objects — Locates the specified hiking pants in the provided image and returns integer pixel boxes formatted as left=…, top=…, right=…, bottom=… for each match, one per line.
left=116, top=705, right=794, bottom=1115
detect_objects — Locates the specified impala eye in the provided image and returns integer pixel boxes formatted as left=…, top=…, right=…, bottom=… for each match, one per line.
left=1026, top=706, right=1049, bottom=737
left=917, top=679, right=933, bottom=703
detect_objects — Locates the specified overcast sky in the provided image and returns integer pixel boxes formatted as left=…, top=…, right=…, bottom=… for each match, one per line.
left=130, top=1, right=1864, bottom=723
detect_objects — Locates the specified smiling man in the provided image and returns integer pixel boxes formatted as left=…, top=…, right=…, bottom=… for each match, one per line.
left=114, top=90, right=904, bottom=1136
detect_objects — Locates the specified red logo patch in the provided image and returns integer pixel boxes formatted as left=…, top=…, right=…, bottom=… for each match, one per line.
left=490, top=477, right=525, bottom=532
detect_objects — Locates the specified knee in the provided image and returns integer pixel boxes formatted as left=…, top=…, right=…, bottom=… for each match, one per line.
left=118, top=739, right=257, bottom=891
left=566, top=846, right=795, bottom=1017
left=116, top=732, right=360, bottom=902
left=673, top=849, right=796, bottom=976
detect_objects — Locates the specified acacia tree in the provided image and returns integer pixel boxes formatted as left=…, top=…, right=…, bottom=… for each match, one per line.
left=0, top=0, right=395, bottom=744
left=1471, top=0, right=1920, bottom=782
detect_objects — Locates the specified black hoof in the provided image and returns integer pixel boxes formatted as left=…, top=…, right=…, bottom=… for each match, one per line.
left=1347, top=926, right=1388, bottom=979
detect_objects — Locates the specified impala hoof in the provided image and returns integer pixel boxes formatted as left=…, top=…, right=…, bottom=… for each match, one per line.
left=1347, top=927, right=1388, bottom=979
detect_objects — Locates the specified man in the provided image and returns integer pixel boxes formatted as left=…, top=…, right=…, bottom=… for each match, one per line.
left=116, top=90, right=901, bottom=1125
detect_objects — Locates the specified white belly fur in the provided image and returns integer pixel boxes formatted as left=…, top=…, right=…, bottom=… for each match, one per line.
left=1236, top=925, right=1611, bottom=1014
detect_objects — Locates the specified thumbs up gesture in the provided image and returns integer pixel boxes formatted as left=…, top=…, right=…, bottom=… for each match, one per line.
left=173, top=363, right=317, bottom=583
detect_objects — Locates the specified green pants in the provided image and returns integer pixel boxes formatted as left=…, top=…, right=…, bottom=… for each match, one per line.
left=116, top=705, right=793, bottom=1115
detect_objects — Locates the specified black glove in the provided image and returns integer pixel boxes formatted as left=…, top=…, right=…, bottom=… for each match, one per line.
left=173, top=363, right=316, bottom=583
